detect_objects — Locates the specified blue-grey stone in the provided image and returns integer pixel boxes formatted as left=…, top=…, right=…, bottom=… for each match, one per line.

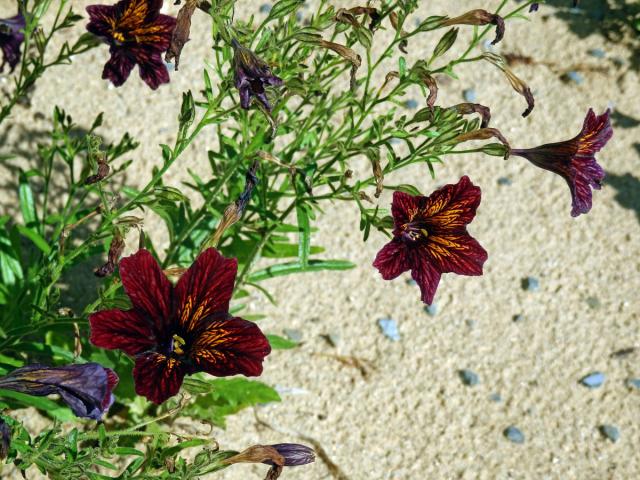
left=521, top=277, right=540, bottom=292
left=512, top=314, right=525, bottom=323
left=423, top=303, right=438, bottom=316
left=586, top=296, right=601, bottom=309
left=463, top=88, right=477, bottom=102
left=405, top=99, right=419, bottom=110
left=599, top=425, right=620, bottom=443
left=259, top=3, right=272, bottom=13
left=626, top=378, right=640, bottom=389
left=378, top=318, right=400, bottom=341
left=406, top=278, right=417, bottom=286
left=580, top=371, right=606, bottom=388
left=489, top=393, right=502, bottom=402
left=588, top=48, right=606, bottom=58
left=566, top=71, right=584, bottom=85
left=504, top=426, right=525, bottom=444
left=497, top=176, right=512, bottom=186
left=283, top=328, right=303, bottom=343
left=459, top=369, right=479, bottom=386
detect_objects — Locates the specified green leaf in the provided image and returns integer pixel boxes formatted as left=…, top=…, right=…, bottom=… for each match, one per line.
left=16, top=225, right=51, bottom=254
left=432, top=28, right=458, bottom=59
left=0, top=389, right=74, bottom=421
left=295, top=202, right=311, bottom=268
left=18, top=171, right=37, bottom=226
left=267, top=0, right=304, bottom=21
left=249, top=259, right=355, bottom=282
left=267, top=334, right=299, bottom=350
left=159, top=439, right=209, bottom=461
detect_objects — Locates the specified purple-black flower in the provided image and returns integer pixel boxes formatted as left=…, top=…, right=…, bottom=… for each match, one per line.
left=231, top=39, right=283, bottom=111
left=0, top=12, right=25, bottom=72
left=263, top=444, right=316, bottom=467
left=510, top=108, right=612, bottom=217
left=85, top=0, right=176, bottom=89
left=0, top=417, right=10, bottom=460
left=0, top=363, right=119, bottom=420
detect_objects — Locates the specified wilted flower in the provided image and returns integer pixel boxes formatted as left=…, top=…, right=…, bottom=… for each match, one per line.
left=264, top=444, right=315, bottom=467
left=89, top=248, right=271, bottom=404
left=510, top=108, right=612, bottom=217
left=442, top=9, right=505, bottom=45
left=373, top=176, right=488, bottom=305
left=232, top=39, right=283, bottom=111
left=0, top=363, right=118, bottom=420
left=86, top=0, right=176, bottom=89
left=0, top=12, right=25, bottom=72
left=0, top=418, right=10, bottom=460
left=224, top=443, right=315, bottom=480
left=483, top=52, right=534, bottom=117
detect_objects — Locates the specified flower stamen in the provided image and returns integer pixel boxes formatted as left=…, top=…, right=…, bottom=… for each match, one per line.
left=172, top=334, right=186, bottom=355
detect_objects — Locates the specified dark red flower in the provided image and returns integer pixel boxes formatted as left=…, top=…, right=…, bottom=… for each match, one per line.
left=0, top=12, right=25, bottom=72
left=373, top=176, right=488, bottom=305
left=511, top=108, right=612, bottom=217
left=86, top=0, right=176, bottom=89
left=89, top=248, right=271, bottom=404
left=0, top=363, right=118, bottom=420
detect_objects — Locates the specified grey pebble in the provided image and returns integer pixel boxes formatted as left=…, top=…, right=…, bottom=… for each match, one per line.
left=588, top=48, right=606, bottom=58
left=599, top=425, right=620, bottom=443
left=259, top=3, right=272, bottom=13
left=497, top=176, right=512, bottom=186
left=463, top=88, right=477, bottom=102
left=378, top=317, right=400, bottom=341
left=322, top=333, right=340, bottom=347
left=459, top=369, right=479, bottom=386
left=283, top=328, right=303, bottom=343
left=521, top=276, right=540, bottom=292
left=504, top=426, right=525, bottom=444
left=405, top=99, right=419, bottom=109
left=424, top=303, right=438, bottom=316
left=586, top=296, right=601, bottom=309
left=626, top=378, right=640, bottom=389
left=489, top=393, right=502, bottom=402
left=406, top=278, right=417, bottom=286
left=512, top=314, right=525, bottom=323
left=565, top=71, right=584, bottom=85
left=580, top=371, right=606, bottom=388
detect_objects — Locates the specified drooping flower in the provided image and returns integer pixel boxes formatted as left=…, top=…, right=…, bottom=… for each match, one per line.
left=373, top=176, right=488, bottom=305
left=89, top=248, right=271, bottom=404
left=264, top=444, right=316, bottom=467
left=0, top=12, right=25, bottom=73
left=0, top=363, right=118, bottom=420
left=231, top=39, right=283, bottom=111
left=85, top=0, right=176, bottom=89
left=223, top=443, right=315, bottom=479
left=510, top=108, right=612, bottom=217
left=0, top=417, right=10, bottom=460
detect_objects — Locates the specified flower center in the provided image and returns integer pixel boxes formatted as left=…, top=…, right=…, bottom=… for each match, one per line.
left=401, top=222, right=429, bottom=242
left=172, top=334, right=186, bottom=355
left=112, top=31, right=126, bottom=43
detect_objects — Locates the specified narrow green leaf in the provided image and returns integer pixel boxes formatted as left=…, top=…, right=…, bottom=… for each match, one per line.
left=267, top=334, right=299, bottom=350
left=18, top=171, right=37, bottom=226
left=295, top=202, right=311, bottom=268
left=0, top=389, right=74, bottom=421
left=16, top=225, right=51, bottom=254
left=249, top=259, right=355, bottom=282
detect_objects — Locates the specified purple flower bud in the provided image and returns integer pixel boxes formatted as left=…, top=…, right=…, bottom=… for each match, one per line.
left=0, top=363, right=119, bottom=420
left=263, top=443, right=315, bottom=467
left=529, top=4, right=539, bottom=12
left=0, top=12, right=25, bottom=72
left=0, top=417, right=10, bottom=460
left=231, top=39, right=283, bottom=111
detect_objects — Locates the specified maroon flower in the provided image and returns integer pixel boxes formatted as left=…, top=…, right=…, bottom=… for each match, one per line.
left=232, top=39, right=283, bottom=111
left=86, top=0, right=176, bottom=89
left=373, top=176, right=488, bottom=305
left=89, top=248, right=271, bottom=404
left=511, top=108, right=612, bottom=217
left=0, top=12, right=25, bottom=72
left=0, top=363, right=118, bottom=420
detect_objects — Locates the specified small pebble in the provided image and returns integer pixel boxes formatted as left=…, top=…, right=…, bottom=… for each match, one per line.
left=423, top=303, right=438, bottom=316
left=322, top=333, right=340, bottom=348
left=580, top=371, right=606, bottom=388
left=586, top=296, right=601, bottom=309
left=504, top=426, right=525, bottom=444
left=406, top=278, right=417, bottom=286
left=626, top=378, right=640, bottom=389
left=465, top=319, right=476, bottom=329
left=378, top=318, right=400, bottom=341
left=489, top=393, right=502, bottom=402
left=459, top=369, right=479, bottom=386
left=463, top=88, right=477, bottom=102
left=497, top=176, right=512, bottom=186
left=512, top=314, right=525, bottom=323
left=564, top=71, right=584, bottom=85
left=588, top=48, right=606, bottom=58
left=259, top=3, right=272, bottom=13
left=283, top=329, right=303, bottom=343
left=521, top=277, right=540, bottom=292
left=482, top=39, right=494, bottom=51
left=404, top=99, right=419, bottom=109
left=599, top=425, right=620, bottom=443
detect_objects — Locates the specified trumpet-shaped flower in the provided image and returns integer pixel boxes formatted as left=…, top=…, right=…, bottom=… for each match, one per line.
left=0, top=13, right=25, bottom=72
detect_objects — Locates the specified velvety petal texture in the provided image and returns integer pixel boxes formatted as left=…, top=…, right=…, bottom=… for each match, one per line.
left=232, top=39, right=283, bottom=111
left=373, top=177, right=487, bottom=305
left=0, top=364, right=118, bottom=420
left=511, top=108, right=612, bottom=217
left=0, top=13, right=26, bottom=72
left=89, top=248, right=271, bottom=404
left=86, top=0, right=176, bottom=89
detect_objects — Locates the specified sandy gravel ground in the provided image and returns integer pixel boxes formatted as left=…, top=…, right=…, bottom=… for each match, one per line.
left=1, top=1, right=639, bottom=479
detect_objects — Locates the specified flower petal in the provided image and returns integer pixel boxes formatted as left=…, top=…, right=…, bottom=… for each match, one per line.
left=89, top=308, right=155, bottom=356
left=189, top=317, right=271, bottom=377
left=133, top=352, right=186, bottom=404
left=426, top=234, right=488, bottom=276
left=391, top=190, right=423, bottom=227
left=568, top=158, right=605, bottom=217
left=372, top=238, right=410, bottom=280
left=131, top=14, right=176, bottom=51
left=102, top=47, right=136, bottom=87
left=119, top=249, right=173, bottom=335
left=174, top=248, right=238, bottom=334
left=576, top=108, right=613, bottom=155
left=423, top=176, right=482, bottom=232
left=408, top=248, right=442, bottom=305
left=86, top=5, right=115, bottom=38
left=136, top=50, right=170, bottom=89
left=114, top=0, right=162, bottom=30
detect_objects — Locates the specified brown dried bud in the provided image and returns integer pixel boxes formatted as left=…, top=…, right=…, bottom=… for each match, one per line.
left=452, top=128, right=511, bottom=158
left=442, top=9, right=505, bottom=45
left=335, top=6, right=380, bottom=31
left=84, top=155, right=109, bottom=185
left=95, top=231, right=125, bottom=277
left=318, top=40, right=361, bottom=91
left=165, top=0, right=199, bottom=69
left=482, top=52, right=535, bottom=117
left=389, top=12, right=409, bottom=53
left=224, top=445, right=285, bottom=467
left=451, top=103, right=492, bottom=128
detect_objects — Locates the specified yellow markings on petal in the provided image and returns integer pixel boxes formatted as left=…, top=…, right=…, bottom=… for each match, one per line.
left=118, top=0, right=148, bottom=31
